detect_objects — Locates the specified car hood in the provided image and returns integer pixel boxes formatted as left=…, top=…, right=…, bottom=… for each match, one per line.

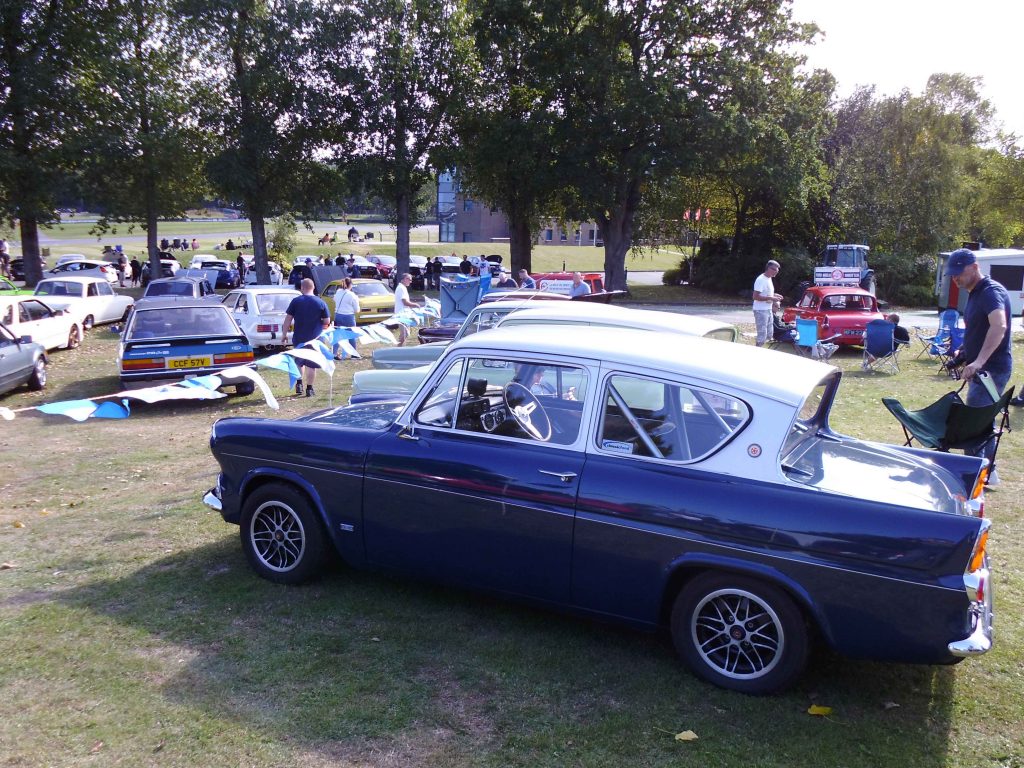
left=298, top=400, right=405, bottom=429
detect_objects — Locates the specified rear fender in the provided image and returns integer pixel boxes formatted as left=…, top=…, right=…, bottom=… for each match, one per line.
left=887, top=444, right=986, bottom=495
left=660, top=552, right=834, bottom=645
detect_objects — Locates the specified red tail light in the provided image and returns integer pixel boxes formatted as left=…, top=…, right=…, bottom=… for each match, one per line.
left=256, top=324, right=279, bottom=333
left=121, top=357, right=166, bottom=371
left=213, top=351, right=254, bottom=365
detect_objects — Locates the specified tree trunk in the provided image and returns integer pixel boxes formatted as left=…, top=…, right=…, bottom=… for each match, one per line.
left=19, top=218, right=43, bottom=287
left=508, top=215, right=533, bottom=276
left=395, top=190, right=410, bottom=277
left=250, top=210, right=269, bottom=283
left=595, top=175, right=642, bottom=293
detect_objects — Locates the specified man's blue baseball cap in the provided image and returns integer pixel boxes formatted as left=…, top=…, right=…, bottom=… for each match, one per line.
left=946, top=249, right=976, bottom=276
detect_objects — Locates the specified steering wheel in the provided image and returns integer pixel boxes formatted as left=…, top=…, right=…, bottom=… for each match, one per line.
left=503, top=382, right=552, bottom=442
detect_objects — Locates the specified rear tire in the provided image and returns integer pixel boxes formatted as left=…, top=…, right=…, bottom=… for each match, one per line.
left=28, top=357, right=47, bottom=390
left=235, top=381, right=256, bottom=396
left=670, top=572, right=808, bottom=694
left=82, top=315, right=95, bottom=331
left=860, top=274, right=876, bottom=296
left=240, top=483, right=327, bottom=584
left=65, top=325, right=81, bottom=349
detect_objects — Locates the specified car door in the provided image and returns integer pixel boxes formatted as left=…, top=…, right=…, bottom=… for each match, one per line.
left=362, top=354, right=592, bottom=603
left=90, top=280, right=116, bottom=322
left=20, top=300, right=63, bottom=349
left=0, top=324, right=31, bottom=391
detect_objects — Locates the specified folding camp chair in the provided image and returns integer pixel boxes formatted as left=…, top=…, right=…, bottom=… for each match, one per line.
left=794, top=318, right=839, bottom=360
left=882, top=377, right=1014, bottom=480
left=936, top=326, right=965, bottom=379
left=862, top=319, right=901, bottom=374
left=914, top=308, right=960, bottom=359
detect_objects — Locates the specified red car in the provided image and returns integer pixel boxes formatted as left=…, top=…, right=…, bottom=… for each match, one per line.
left=782, top=285, right=884, bottom=346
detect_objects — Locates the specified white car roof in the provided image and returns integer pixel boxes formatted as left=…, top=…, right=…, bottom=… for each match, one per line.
left=450, top=325, right=834, bottom=406
left=234, top=286, right=297, bottom=295
left=499, top=304, right=735, bottom=339
left=37, top=275, right=108, bottom=285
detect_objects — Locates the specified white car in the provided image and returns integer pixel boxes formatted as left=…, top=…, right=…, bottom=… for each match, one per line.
left=54, top=253, right=89, bottom=266
left=188, top=253, right=220, bottom=269
left=32, top=277, right=134, bottom=330
left=242, top=257, right=284, bottom=285
left=46, top=259, right=119, bottom=284
left=0, top=296, right=83, bottom=350
left=222, top=287, right=298, bottom=349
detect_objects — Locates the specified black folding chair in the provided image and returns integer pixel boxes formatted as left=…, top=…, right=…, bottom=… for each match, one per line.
left=882, top=377, right=1014, bottom=480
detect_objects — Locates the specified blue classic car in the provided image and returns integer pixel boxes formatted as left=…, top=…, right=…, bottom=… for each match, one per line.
left=120, top=298, right=255, bottom=392
left=204, top=326, right=992, bottom=693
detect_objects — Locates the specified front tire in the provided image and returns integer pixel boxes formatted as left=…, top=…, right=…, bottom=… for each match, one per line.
left=240, top=483, right=327, bottom=584
left=28, top=357, right=47, bottom=390
left=670, top=572, right=808, bottom=694
left=235, top=381, right=256, bottom=396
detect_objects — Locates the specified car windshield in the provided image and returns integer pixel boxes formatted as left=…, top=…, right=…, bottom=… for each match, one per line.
left=200, top=262, right=227, bottom=270
left=255, top=293, right=295, bottom=313
left=35, top=281, right=83, bottom=298
left=127, top=307, right=237, bottom=339
left=146, top=281, right=195, bottom=297
left=352, top=282, right=389, bottom=297
left=821, top=294, right=874, bottom=311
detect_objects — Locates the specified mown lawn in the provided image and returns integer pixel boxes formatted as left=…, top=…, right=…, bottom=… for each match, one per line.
left=1, top=300, right=1022, bottom=767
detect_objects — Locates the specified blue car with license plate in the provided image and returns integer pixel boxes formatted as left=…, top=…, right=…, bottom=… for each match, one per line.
left=204, top=326, right=993, bottom=694
left=119, top=298, right=255, bottom=393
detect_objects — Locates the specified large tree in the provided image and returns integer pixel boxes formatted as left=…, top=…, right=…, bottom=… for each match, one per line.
left=827, top=74, right=993, bottom=257
left=0, top=0, right=93, bottom=287
left=455, top=0, right=562, bottom=275
left=346, top=0, right=477, bottom=276
left=546, top=0, right=808, bottom=291
left=80, top=0, right=212, bottom=279
left=185, top=0, right=350, bottom=284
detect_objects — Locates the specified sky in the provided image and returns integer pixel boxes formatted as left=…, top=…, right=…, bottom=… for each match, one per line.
left=789, top=0, right=1024, bottom=138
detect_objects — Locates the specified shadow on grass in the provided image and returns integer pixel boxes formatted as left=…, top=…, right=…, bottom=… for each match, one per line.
left=56, top=538, right=960, bottom=767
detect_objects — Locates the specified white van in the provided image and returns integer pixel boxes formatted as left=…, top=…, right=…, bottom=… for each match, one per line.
left=936, top=247, right=1024, bottom=316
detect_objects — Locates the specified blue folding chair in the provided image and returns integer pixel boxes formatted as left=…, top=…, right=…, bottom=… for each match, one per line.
left=915, top=308, right=959, bottom=359
left=936, top=326, right=965, bottom=378
left=795, top=318, right=838, bottom=360
left=862, top=319, right=901, bottom=373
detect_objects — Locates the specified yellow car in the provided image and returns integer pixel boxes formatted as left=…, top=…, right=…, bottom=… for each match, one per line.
left=321, top=278, right=394, bottom=324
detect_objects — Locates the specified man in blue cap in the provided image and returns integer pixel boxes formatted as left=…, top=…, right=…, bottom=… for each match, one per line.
left=946, top=247, right=1013, bottom=482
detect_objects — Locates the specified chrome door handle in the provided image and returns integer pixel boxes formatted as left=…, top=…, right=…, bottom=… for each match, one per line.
left=539, top=470, right=577, bottom=483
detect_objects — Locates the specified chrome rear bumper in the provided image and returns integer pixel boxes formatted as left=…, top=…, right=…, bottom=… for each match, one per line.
left=949, top=567, right=993, bottom=657
left=203, top=486, right=222, bottom=512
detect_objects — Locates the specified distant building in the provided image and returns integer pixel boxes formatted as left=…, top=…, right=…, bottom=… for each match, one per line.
left=438, top=173, right=599, bottom=246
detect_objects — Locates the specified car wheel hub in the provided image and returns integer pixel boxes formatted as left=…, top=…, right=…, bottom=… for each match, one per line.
left=250, top=501, right=306, bottom=573
left=692, top=588, right=784, bottom=680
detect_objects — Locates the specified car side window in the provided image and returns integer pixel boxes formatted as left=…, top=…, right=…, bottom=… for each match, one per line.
left=223, top=293, right=238, bottom=310
left=2, top=306, right=13, bottom=324
left=598, top=374, right=749, bottom=461
left=98, top=282, right=112, bottom=296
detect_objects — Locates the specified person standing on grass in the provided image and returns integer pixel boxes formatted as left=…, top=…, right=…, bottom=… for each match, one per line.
left=945, top=248, right=1013, bottom=484
left=0, top=238, right=10, bottom=279
left=393, top=273, right=421, bottom=346
left=752, top=260, right=783, bottom=347
left=282, top=278, right=330, bottom=398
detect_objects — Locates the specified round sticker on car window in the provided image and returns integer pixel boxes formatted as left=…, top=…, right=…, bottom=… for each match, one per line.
left=747, top=444, right=762, bottom=458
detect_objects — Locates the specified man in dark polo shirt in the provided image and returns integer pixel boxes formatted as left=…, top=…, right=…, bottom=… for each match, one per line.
left=946, top=248, right=1013, bottom=484
left=282, top=278, right=330, bottom=397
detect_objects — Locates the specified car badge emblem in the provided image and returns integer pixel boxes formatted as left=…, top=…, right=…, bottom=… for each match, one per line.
left=747, top=444, right=762, bottom=458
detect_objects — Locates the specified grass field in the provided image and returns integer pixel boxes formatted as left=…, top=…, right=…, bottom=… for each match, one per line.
left=1, top=283, right=1022, bottom=765
left=28, top=219, right=685, bottom=275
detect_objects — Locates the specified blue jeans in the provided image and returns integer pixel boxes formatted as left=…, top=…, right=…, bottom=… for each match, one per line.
left=966, top=368, right=1010, bottom=465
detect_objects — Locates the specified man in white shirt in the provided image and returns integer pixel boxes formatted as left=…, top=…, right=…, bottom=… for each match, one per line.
left=752, top=260, right=783, bottom=347
left=393, top=272, right=421, bottom=345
